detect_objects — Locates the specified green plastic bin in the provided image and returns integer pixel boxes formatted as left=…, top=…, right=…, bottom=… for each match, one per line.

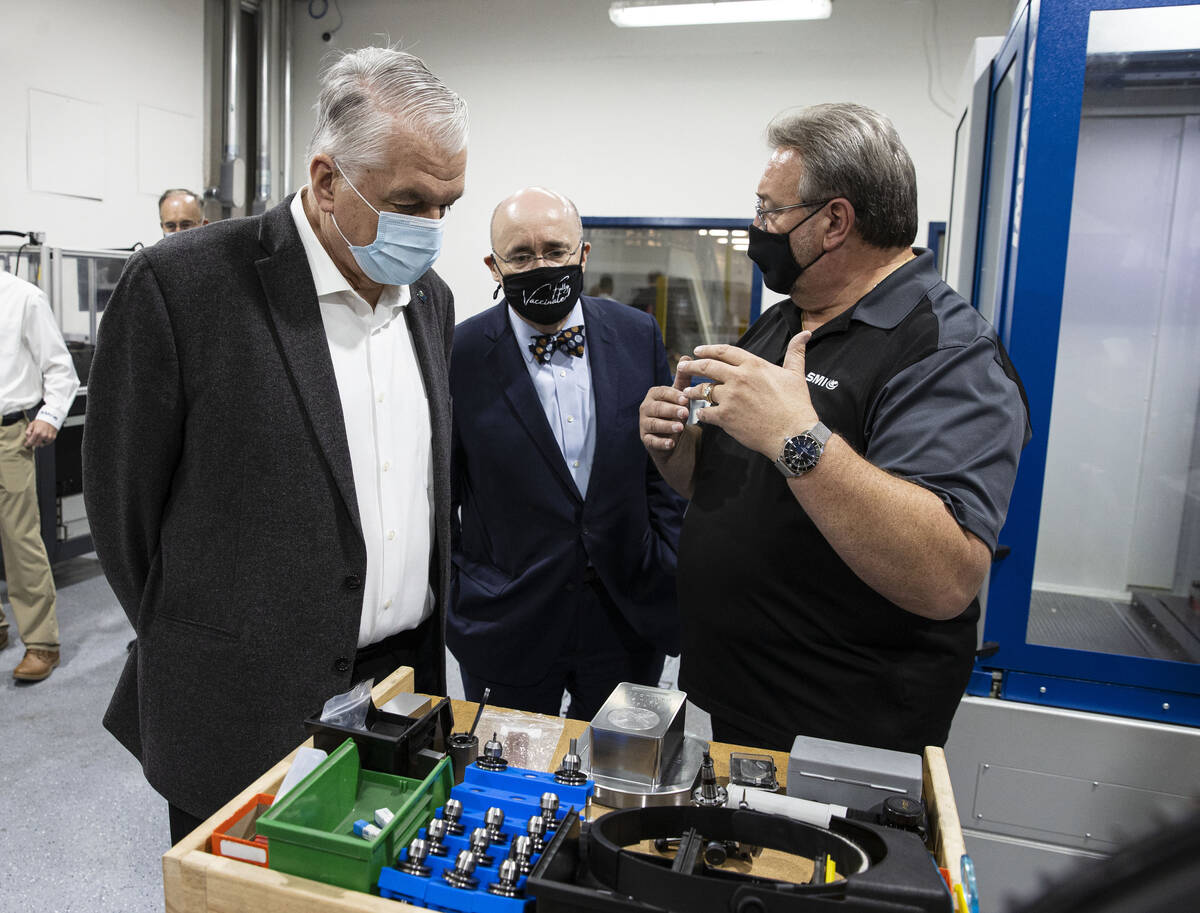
left=256, top=739, right=453, bottom=893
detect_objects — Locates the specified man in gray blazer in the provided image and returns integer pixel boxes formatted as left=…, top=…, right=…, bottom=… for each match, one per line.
left=83, top=47, right=468, bottom=843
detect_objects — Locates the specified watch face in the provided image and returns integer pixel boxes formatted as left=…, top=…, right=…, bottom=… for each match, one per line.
left=784, top=434, right=822, bottom=473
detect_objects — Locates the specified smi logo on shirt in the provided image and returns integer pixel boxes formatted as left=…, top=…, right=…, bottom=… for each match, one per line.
left=806, top=371, right=839, bottom=390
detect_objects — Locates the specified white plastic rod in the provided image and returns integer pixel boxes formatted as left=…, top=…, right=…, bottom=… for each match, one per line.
left=726, top=787, right=848, bottom=829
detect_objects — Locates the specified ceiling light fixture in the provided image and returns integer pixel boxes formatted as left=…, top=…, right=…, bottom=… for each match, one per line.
left=610, top=0, right=832, bottom=28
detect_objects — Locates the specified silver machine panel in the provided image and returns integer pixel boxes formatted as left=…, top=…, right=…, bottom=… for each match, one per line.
left=946, top=696, right=1200, bottom=911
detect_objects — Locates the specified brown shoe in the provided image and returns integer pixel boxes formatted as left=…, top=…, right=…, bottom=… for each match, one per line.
left=13, top=648, right=60, bottom=682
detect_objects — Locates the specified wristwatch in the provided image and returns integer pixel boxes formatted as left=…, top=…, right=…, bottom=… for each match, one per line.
left=774, top=422, right=832, bottom=478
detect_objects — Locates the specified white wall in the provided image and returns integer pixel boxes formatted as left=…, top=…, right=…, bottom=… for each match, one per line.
left=288, top=0, right=1015, bottom=320
left=0, top=0, right=206, bottom=250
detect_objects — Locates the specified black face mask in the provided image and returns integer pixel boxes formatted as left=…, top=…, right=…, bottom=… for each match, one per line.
left=495, top=263, right=584, bottom=325
left=747, top=204, right=828, bottom=294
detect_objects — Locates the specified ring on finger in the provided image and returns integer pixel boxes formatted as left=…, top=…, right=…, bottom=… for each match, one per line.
left=701, top=382, right=715, bottom=405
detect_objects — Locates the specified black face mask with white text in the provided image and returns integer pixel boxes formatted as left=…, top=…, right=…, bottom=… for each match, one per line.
left=495, top=263, right=584, bottom=325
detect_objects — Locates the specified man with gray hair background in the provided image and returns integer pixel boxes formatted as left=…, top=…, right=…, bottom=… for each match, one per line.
left=640, top=103, right=1030, bottom=755
left=85, top=46, right=467, bottom=842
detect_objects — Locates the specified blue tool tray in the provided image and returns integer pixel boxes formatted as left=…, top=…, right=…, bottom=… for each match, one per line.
left=378, top=761, right=593, bottom=912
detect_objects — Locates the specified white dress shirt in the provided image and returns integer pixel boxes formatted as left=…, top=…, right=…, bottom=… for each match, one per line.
left=290, top=189, right=434, bottom=648
left=507, top=301, right=596, bottom=496
left=0, top=270, right=80, bottom=428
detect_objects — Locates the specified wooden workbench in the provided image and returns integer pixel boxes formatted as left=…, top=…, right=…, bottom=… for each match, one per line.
left=162, top=667, right=966, bottom=912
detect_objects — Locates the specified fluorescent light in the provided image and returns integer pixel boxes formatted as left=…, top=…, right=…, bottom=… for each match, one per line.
left=610, top=0, right=832, bottom=28
left=1087, top=6, right=1200, bottom=55
left=717, top=237, right=729, bottom=244
left=709, top=228, right=729, bottom=236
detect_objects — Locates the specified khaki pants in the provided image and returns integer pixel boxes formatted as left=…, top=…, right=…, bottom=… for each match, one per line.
left=0, top=419, right=59, bottom=649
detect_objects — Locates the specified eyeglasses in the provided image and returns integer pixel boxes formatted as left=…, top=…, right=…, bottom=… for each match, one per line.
left=161, top=221, right=200, bottom=233
left=753, top=198, right=831, bottom=226
left=492, top=240, right=583, bottom=270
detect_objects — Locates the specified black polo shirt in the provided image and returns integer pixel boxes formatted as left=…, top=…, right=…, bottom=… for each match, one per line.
left=678, top=250, right=1029, bottom=754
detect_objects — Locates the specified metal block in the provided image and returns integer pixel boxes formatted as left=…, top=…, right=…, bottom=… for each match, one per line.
left=587, top=683, right=686, bottom=788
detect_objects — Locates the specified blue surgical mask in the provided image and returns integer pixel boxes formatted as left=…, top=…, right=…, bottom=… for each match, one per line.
left=330, top=162, right=444, bottom=286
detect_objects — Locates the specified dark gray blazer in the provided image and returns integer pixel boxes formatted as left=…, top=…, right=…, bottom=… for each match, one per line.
left=83, top=195, right=453, bottom=818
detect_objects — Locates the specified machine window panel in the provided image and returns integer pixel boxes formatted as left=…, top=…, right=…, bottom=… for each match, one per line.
left=975, top=59, right=1018, bottom=328
left=1025, top=6, right=1200, bottom=665
left=584, top=224, right=757, bottom=375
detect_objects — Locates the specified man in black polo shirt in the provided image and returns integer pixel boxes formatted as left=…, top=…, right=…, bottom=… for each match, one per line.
left=639, top=103, right=1029, bottom=754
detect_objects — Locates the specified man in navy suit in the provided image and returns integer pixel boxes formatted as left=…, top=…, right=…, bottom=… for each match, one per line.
left=449, top=187, right=684, bottom=720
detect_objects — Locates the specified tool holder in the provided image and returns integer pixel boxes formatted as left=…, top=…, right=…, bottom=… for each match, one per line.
left=378, top=761, right=593, bottom=911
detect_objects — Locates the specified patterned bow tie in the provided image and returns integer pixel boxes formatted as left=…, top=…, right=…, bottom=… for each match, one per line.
left=529, top=325, right=585, bottom=365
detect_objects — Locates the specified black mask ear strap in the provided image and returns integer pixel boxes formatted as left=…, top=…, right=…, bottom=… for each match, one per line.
left=491, top=251, right=509, bottom=300
left=784, top=199, right=828, bottom=236
left=785, top=203, right=831, bottom=276
left=798, top=247, right=826, bottom=273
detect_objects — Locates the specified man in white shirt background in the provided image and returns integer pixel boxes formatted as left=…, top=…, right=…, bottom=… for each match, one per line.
left=0, top=269, right=81, bottom=682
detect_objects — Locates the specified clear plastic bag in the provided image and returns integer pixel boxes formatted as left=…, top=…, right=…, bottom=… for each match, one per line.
left=474, top=708, right=565, bottom=771
left=319, top=678, right=374, bottom=730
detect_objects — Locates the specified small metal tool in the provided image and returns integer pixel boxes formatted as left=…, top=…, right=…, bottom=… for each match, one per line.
left=469, top=826, right=496, bottom=867
left=476, top=731, right=509, bottom=772
left=692, top=750, right=728, bottom=807
left=470, top=687, right=491, bottom=734
left=484, top=806, right=508, bottom=844
left=447, top=732, right=478, bottom=783
left=447, top=688, right=490, bottom=783
left=508, top=835, right=534, bottom=875
left=396, top=838, right=432, bottom=877
left=425, top=817, right=449, bottom=856
left=811, top=852, right=830, bottom=885
left=487, top=858, right=524, bottom=898
left=704, top=839, right=730, bottom=866
left=554, top=737, right=587, bottom=786
left=442, top=849, right=480, bottom=890
left=654, top=834, right=750, bottom=866
left=539, top=792, right=560, bottom=830
left=526, top=814, right=547, bottom=854
left=442, top=797, right=466, bottom=835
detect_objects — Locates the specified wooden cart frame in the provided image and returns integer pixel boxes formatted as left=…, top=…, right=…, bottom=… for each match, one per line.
left=163, top=667, right=966, bottom=912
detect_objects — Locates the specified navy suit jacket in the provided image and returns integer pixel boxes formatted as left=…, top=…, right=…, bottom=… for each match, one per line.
left=448, top=295, right=684, bottom=685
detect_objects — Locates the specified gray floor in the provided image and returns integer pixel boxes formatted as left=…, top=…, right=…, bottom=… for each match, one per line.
left=0, top=555, right=699, bottom=913
left=0, top=555, right=163, bottom=913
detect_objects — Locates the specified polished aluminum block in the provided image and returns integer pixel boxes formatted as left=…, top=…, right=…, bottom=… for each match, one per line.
left=588, top=682, right=686, bottom=788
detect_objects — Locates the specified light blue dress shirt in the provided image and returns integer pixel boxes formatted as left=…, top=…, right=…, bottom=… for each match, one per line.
left=507, top=301, right=596, bottom=497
